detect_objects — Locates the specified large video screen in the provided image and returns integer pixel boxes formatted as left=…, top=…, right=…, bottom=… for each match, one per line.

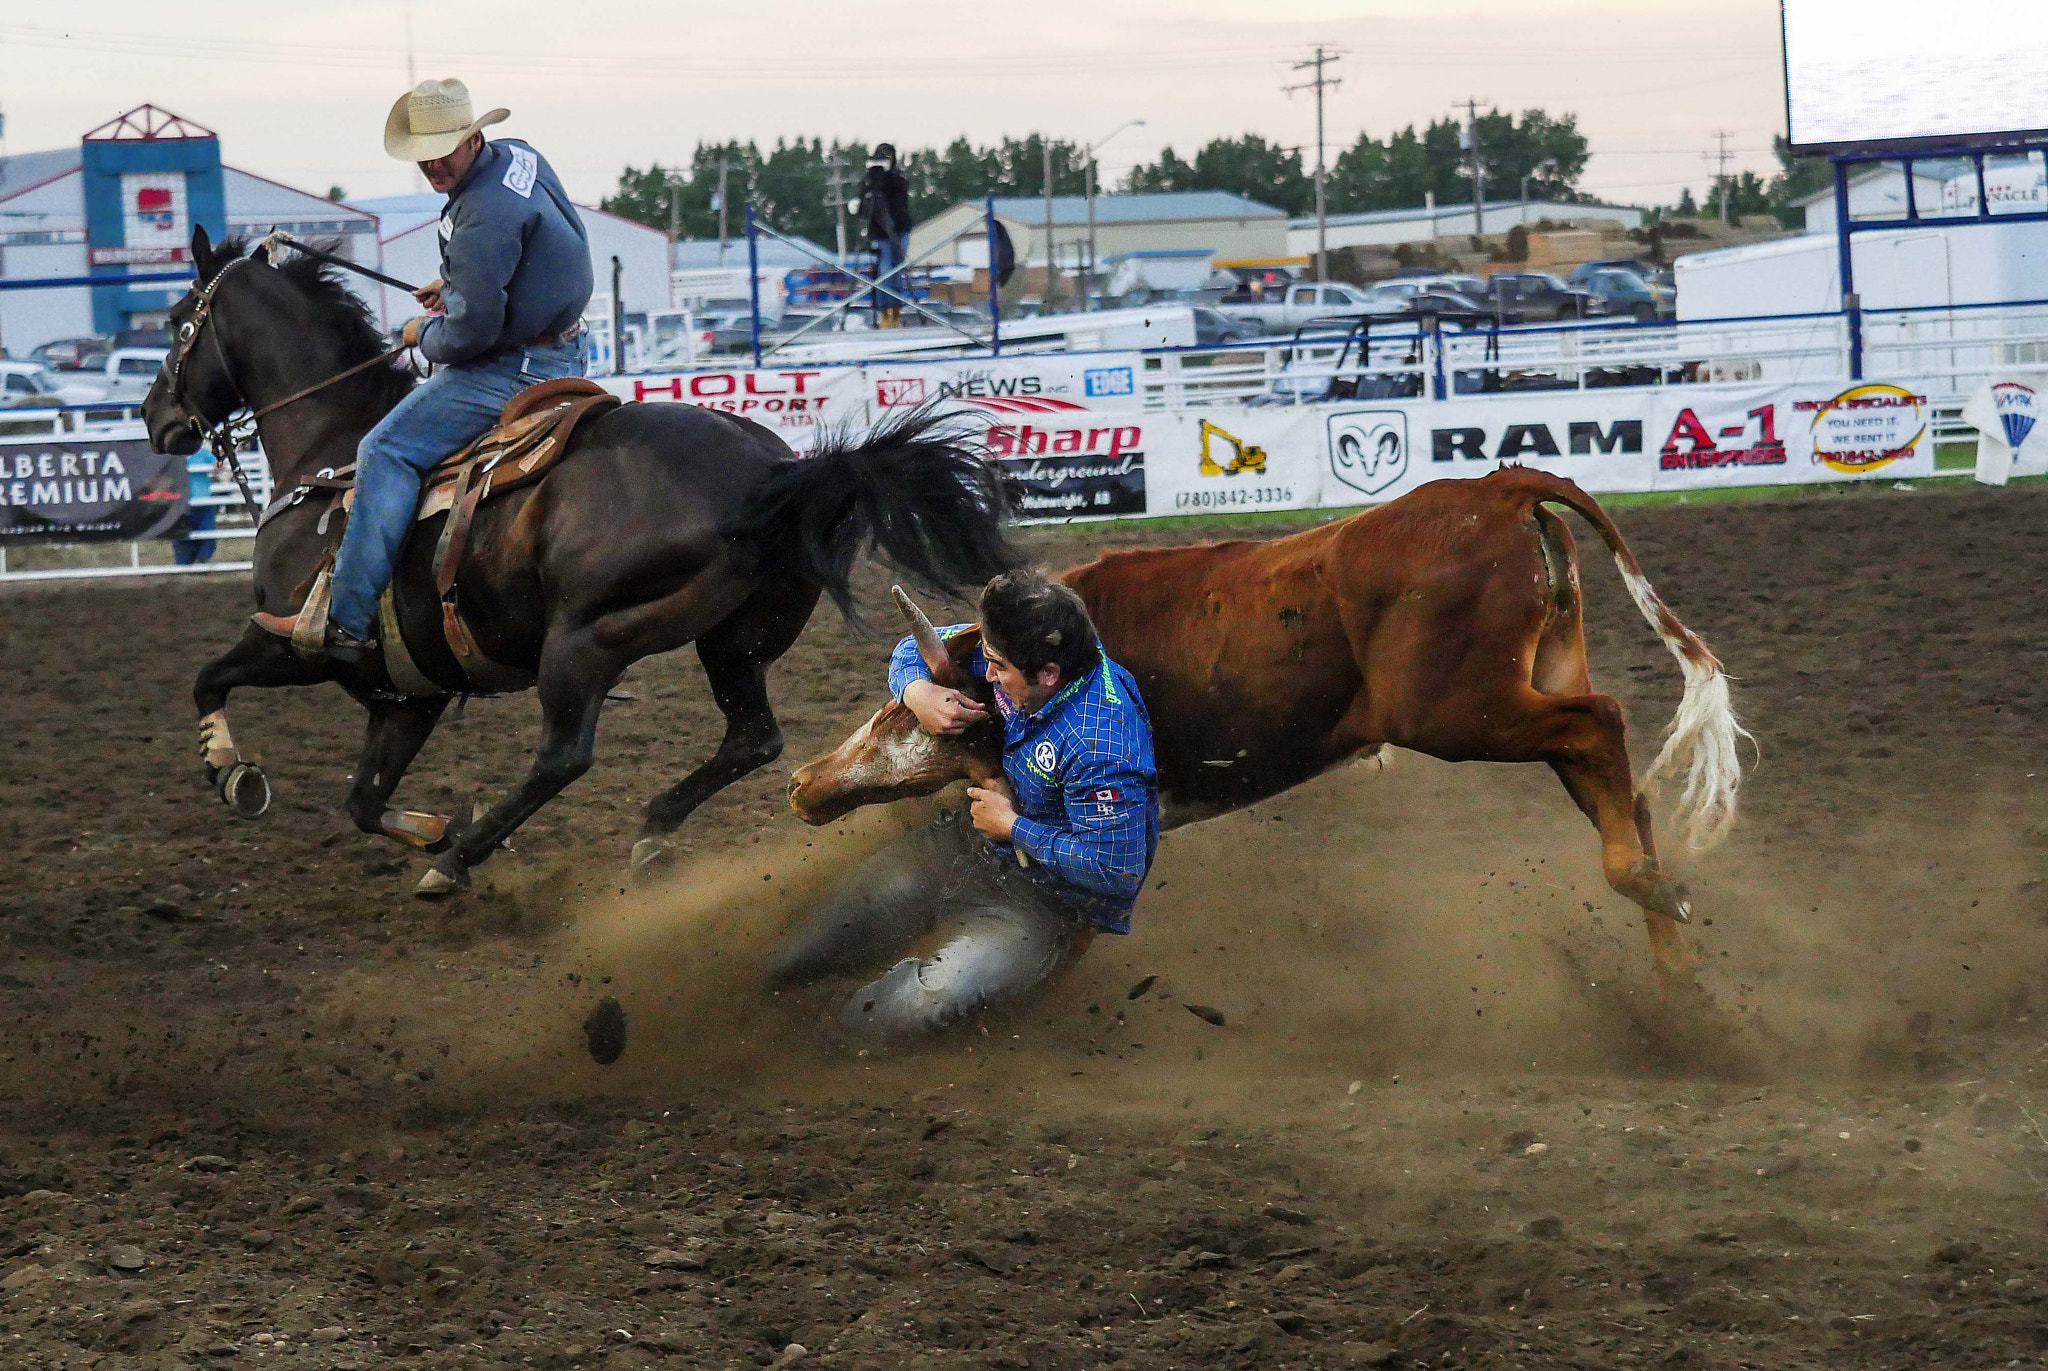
left=1783, top=1, right=2048, bottom=153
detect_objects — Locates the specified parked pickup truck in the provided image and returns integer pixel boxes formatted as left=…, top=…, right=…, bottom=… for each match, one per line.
left=57, top=347, right=170, bottom=406
left=1218, top=280, right=1399, bottom=334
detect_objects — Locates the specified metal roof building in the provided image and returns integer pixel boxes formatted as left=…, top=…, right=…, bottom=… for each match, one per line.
left=0, top=105, right=377, bottom=357
left=1284, top=198, right=1644, bottom=254
left=909, top=190, right=1288, bottom=273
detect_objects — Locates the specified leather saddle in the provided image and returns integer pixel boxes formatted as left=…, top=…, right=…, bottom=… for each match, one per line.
left=278, top=377, right=621, bottom=696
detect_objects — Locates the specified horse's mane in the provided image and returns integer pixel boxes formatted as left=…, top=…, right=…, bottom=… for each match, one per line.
left=213, top=236, right=414, bottom=409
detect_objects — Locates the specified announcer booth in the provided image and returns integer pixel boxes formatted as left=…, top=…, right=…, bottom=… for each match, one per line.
left=1782, top=0, right=2048, bottom=378
left=78, top=105, right=226, bottom=337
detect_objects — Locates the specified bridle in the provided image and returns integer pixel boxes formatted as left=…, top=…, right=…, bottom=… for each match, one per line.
left=166, top=249, right=409, bottom=515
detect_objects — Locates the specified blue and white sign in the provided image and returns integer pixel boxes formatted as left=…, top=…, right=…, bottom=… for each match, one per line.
left=1084, top=366, right=1134, bottom=399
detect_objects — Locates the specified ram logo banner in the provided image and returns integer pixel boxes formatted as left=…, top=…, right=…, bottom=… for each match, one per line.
left=1326, top=411, right=1409, bottom=496
left=1794, top=383, right=1927, bottom=473
left=1991, top=381, right=2038, bottom=452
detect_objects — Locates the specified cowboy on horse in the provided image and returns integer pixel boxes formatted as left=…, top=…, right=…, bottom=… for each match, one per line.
left=256, top=78, right=592, bottom=664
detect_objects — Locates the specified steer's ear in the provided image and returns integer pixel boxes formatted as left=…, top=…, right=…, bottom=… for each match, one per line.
left=893, top=585, right=962, bottom=687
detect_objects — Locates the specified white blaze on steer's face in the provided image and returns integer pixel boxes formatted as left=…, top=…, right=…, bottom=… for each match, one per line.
left=787, top=700, right=988, bottom=824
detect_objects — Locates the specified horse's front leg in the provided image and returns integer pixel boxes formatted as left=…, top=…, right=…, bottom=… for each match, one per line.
left=345, top=698, right=456, bottom=851
left=414, top=634, right=616, bottom=899
left=194, top=623, right=331, bottom=818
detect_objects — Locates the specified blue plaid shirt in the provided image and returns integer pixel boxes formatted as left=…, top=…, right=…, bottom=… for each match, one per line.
left=889, top=629, right=1159, bottom=933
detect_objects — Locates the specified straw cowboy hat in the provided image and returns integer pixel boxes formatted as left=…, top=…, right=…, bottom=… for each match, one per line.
left=383, top=79, right=508, bottom=162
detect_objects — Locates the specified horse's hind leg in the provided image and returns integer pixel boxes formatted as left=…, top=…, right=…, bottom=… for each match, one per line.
left=630, top=581, right=814, bottom=872
left=194, top=624, right=330, bottom=818
left=345, top=699, right=455, bottom=851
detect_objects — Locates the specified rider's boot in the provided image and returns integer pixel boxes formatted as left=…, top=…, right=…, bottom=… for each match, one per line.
left=251, top=611, right=377, bottom=667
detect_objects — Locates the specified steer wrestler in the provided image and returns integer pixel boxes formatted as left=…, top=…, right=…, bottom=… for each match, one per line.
left=764, top=570, right=1158, bottom=1039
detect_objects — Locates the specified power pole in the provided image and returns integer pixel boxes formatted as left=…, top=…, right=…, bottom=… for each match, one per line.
left=716, top=160, right=733, bottom=268
left=1285, top=47, right=1343, bottom=282
left=823, top=154, right=852, bottom=264
left=667, top=169, right=680, bottom=240
left=1043, top=140, right=1057, bottom=311
left=1462, top=98, right=1486, bottom=237
left=1711, top=130, right=1734, bottom=224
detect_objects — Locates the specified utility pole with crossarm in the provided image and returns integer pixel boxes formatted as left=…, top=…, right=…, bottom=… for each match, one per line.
left=1285, top=46, right=1343, bottom=282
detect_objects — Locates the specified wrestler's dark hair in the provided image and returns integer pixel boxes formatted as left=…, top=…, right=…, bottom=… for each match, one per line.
left=978, top=568, right=1099, bottom=685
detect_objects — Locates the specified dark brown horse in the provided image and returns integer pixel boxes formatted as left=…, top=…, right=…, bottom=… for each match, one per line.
left=143, top=228, right=1015, bottom=897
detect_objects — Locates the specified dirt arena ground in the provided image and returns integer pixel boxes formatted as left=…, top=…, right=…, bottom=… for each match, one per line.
left=5, top=479, right=2048, bottom=1371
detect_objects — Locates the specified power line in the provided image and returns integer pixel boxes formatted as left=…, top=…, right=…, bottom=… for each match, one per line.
left=1283, top=45, right=1342, bottom=282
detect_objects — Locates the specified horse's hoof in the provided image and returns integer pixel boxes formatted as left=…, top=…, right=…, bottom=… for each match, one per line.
left=629, top=837, right=673, bottom=875
left=414, top=863, right=469, bottom=900
left=584, top=996, right=628, bottom=1065
left=217, top=762, right=272, bottom=820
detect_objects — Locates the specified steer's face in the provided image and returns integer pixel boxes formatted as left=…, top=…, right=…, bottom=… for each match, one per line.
left=787, top=699, right=998, bottom=824
left=787, top=591, right=1006, bottom=825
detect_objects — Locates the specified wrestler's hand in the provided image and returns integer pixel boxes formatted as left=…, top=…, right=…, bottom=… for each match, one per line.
left=966, top=778, right=1018, bottom=843
left=903, top=679, right=988, bottom=736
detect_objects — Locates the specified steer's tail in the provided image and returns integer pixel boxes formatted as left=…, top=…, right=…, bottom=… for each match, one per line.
left=732, top=404, right=1020, bottom=621
left=1526, top=472, right=1752, bottom=852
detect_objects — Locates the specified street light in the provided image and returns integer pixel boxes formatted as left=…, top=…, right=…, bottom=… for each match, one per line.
left=1084, top=118, right=1145, bottom=312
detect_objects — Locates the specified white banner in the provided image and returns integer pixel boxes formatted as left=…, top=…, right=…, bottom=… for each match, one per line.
left=598, top=366, right=867, bottom=453
left=1962, top=370, right=2048, bottom=484
left=863, top=353, right=1144, bottom=417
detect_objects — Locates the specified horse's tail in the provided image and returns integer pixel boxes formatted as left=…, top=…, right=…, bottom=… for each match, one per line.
left=733, top=404, right=1020, bottom=621
left=1523, top=472, right=1753, bottom=852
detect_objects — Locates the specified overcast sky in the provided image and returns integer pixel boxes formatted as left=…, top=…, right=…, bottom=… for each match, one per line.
left=0, top=0, right=1788, bottom=211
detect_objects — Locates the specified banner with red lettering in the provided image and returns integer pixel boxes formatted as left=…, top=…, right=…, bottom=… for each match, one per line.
left=599, top=367, right=866, bottom=452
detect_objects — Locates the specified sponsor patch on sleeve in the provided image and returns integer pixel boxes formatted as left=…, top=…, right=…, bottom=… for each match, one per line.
left=1090, top=787, right=1120, bottom=803
left=502, top=145, right=538, bottom=198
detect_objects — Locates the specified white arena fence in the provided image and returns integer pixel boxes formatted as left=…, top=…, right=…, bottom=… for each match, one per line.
left=9, top=299, right=2045, bottom=582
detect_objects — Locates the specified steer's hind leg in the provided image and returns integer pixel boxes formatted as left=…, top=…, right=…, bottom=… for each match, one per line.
left=1528, top=691, right=1696, bottom=980
left=345, top=698, right=455, bottom=851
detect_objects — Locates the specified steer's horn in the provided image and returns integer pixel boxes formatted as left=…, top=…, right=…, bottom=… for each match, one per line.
left=892, top=585, right=956, bottom=684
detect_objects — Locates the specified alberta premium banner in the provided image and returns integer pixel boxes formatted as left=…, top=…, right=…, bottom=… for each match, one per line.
left=0, top=436, right=190, bottom=542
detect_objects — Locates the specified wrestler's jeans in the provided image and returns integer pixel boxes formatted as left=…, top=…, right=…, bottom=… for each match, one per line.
left=328, top=338, right=585, bottom=638
left=764, top=815, right=1090, bottom=1039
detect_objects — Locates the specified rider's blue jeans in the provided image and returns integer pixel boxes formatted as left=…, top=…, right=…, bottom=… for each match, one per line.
left=329, top=339, right=585, bottom=638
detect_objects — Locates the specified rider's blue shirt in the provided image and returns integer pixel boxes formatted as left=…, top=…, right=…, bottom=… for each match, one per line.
left=889, top=629, right=1160, bottom=934
left=418, top=139, right=594, bottom=367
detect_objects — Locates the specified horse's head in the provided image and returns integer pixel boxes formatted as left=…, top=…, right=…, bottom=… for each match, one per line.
left=787, top=588, right=1006, bottom=824
left=144, top=225, right=250, bottom=456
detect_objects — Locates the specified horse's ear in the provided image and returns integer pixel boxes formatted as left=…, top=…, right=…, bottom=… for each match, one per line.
left=190, top=224, right=215, bottom=277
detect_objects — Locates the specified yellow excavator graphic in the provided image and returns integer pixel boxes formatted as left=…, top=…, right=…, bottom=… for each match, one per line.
left=1198, top=419, right=1267, bottom=476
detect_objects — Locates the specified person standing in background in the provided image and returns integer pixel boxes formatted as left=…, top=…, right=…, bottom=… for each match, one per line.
left=854, top=145, right=913, bottom=327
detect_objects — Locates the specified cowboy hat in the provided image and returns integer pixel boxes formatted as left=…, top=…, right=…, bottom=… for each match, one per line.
left=383, top=79, right=509, bottom=162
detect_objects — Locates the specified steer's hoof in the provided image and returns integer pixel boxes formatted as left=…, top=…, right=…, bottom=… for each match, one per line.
left=629, top=837, right=673, bottom=876
left=414, top=861, right=470, bottom=901
left=217, top=762, right=272, bottom=820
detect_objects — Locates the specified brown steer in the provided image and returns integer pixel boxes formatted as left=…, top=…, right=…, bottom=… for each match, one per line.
left=790, top=467, right=1750, bottom=979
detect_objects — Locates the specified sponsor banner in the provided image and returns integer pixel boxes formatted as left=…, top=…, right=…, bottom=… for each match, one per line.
left=1314, top=381, right=1933, bottom=508
left=1961, top=371, right=2048, bottom=483
left=981, top=413, right=1150, bottom=519
left=0, top=436, right=190, bottom=542
left=600, top=367, right=867, bottom=452
left=865, top=354, right=1143, bottom=417
left=1651, top=381, right=1934, bottom=489
left=1143, top=409, right=1324, bottom=517
left=1319, top=391, right=1660, bottom=506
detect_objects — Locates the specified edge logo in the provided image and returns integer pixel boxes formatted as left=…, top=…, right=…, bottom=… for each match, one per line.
left=1327, top=411, right=1409, bottom=496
